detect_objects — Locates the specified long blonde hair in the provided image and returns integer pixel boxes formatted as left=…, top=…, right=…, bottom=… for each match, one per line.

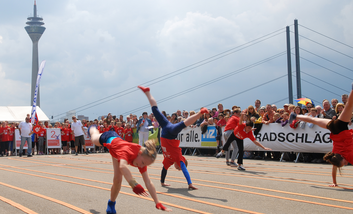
left=141, top=140, right=157, bottom=162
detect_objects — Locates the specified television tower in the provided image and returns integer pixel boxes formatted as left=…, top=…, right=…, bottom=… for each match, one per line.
left=25, top=0, right=45, bottom=106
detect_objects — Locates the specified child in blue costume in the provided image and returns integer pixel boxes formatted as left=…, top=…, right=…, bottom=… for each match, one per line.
left=138, top=86, right=209, bottom=190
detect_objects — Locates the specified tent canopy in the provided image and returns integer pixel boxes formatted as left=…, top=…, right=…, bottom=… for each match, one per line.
left=0, top=106, right=50, bottom=123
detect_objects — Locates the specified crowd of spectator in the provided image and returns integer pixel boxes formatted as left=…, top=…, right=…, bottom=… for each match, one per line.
left=0, top=93, right=352, bottom=163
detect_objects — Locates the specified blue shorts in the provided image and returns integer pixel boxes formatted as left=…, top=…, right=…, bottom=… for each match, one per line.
left=99, top=131, right=123, bottom=146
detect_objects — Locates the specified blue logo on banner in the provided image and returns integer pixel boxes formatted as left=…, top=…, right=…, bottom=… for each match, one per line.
left=201, top=126, right=217, bottom=142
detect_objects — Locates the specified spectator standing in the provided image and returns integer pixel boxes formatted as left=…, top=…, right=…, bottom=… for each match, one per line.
left=341, top=94, right=348, bottom=105
left=115, top=122, right=124, bottom=138
left=246, top=105, right=260, bottom=122
left=271, top=104, right=277, bottom=112
left=255, top=100, right=261, bottom=112
left=214, top=103, right=225, bottom=118
left=37, top=122, right=46, bottom=155
left=283, top=104, right=290, bottom=114
left=262, top=104, right=275, bottom=124
left=61, top=123, right=70, bottom=154
left=316, top=105, right=324, bottom=118
left=322, top=100, right=337, bottom=119
left=331, top=99, right=338, bottom=110
left=0, top=122, right=10, bottom=156
left=170, top=113, right=178, bottom=124
left=136, top=112, right=153, bottom=146
left=71, top=116, right=88, bottom=155
left=335, top=103, right=345, bottom=118
left=124, top=124, right=133, bottom=142
left=19, top=117, right=33, bottom=157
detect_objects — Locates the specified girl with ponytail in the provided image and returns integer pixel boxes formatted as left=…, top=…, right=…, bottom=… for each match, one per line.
left=89, top=127, right=171, bottom=213
left=289, top=83, right=353, bottom=187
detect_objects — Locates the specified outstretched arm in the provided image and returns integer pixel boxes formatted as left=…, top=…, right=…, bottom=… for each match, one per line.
left=142, top=171, right=171, bottom=211
left=252, top=140, right=271, bottom=150
left=329, top=165, right=338, bottom=187
left=119, top=159, right=149, bottom=197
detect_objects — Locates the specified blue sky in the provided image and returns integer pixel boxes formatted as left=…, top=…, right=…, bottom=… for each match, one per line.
left=0, top=0, right=352, bottom=120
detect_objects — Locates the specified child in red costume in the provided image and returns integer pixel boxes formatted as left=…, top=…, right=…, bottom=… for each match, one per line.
left=124, top=124, right=133, bottom=142
left=217, top=111, right=271, bottom=170
left=89, top=126, right=170, bottom=213
left=138, top=85, right=208, bottom=190
left=115, top=122, right=124, bottom=138
left=289, top=83, right=353, bottom=187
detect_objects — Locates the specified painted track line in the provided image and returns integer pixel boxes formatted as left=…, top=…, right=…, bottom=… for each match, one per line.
left=0, top=166, right=259, bottom=214
left=4, top=160, right=353, bottom=211
left=26, top=156, right=353, bottom=188
left=0, top=181, right=90, bottom=214
left=0, top=195, right=38, bottom=214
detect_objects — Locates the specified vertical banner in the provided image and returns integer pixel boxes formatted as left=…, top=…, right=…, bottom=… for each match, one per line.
left=132, top=128, right=139, bottom=144
left=83, top=127, right=95, bottom=148
left=46, top=128, right=61, bottom=148
left=31, top=60, right=46, bottom=124
left=15, top=129, right=28, bottom=149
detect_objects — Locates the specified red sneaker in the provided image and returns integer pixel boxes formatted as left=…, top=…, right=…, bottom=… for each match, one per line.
left=138, top=86, right=150, bottom=92
left=200, top=108, right=209, bottom=114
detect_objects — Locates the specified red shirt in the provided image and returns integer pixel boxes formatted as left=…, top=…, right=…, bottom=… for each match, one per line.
left=9, top=127, right=15, bottom=141
left=1, top=127, right=11, bottom=142
left=37, top=127, right=46, bottom=137
left=217, top=119, right=227, bottom=127
left=61, top=128, right=70, bottom=141
left=116, top=127, right=124, bottom=137
left=69, top=128, right=75, bottom=141
left=124, top=128, right=133, bottom=142
left=161, top=137, right=186, bottom=170
left=224, top=115, right=240, bottom=131
left=233, top=123, right=256, bottom=141
left=332, top=129, right=353, bottom=164
left=104, top=137, right=147, bottom=173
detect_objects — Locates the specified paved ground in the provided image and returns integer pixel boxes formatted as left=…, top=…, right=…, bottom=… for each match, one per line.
left=0, top=153, right=353, bottom=214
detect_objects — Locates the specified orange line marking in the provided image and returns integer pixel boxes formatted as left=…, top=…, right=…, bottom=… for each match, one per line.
left=0, top=167, right=213, bottom=214
left=0, top=195, right=38, bottom=214
left=0, top=181, right=91, bottom=214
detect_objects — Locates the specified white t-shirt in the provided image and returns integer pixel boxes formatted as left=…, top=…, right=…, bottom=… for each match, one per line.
left=71, top=120, right=84, bottom=137
left=19, top=122, right=32, bottom=137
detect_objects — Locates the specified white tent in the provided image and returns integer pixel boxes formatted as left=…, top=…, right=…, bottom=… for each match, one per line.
left=0, top=106, right=50, bottom=123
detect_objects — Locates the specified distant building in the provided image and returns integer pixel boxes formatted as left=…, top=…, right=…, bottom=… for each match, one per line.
left=77, top=115, right=89, bottom=121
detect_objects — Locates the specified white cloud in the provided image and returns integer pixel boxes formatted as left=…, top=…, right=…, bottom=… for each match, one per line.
left=0, top=0, right=352, bottom=120
left=157, top=12, right=243, bottom=58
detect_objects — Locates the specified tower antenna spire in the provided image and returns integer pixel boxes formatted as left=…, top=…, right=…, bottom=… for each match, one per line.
left=25, top=0, right=45, bottom=106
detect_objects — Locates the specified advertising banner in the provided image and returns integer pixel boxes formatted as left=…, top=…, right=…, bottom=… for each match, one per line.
left=83, top=127, right=95, bottom=148
left=46, top=128, right=61, bottom=148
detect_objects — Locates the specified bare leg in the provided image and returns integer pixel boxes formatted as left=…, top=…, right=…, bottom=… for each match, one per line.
left=89, top=126, right=103, bottom=147
left=338, top=86, right=353, bottom=122
left=110, top=157, right=123, bottom=201
left=296, top=115, right=331, bottom=130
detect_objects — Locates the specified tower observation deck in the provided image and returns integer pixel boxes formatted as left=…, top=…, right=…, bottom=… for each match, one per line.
left=25, top=0, right=45, bottom=106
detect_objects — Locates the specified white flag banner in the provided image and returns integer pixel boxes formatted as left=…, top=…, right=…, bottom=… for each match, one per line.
left=31, top=60, right=46, bottom=124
